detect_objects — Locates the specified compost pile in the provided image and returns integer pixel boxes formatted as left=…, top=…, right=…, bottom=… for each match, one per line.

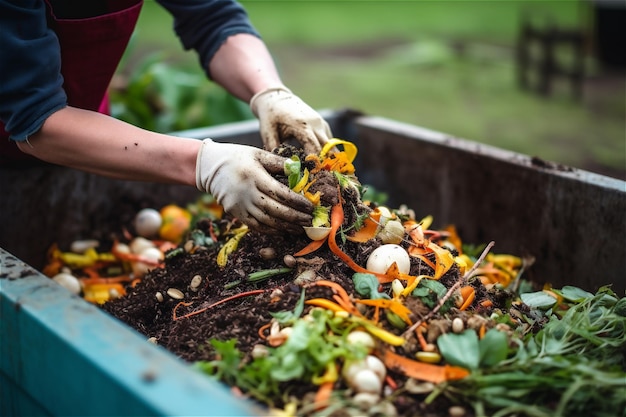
left=44, top=140, right=626, bottom=417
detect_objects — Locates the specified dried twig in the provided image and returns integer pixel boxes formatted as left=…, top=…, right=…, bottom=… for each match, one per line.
left=173, top=289, right=266, bottom=321
left=402, top=241, right=495, bottom=338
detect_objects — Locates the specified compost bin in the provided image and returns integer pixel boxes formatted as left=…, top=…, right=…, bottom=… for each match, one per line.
left=1, top=109, right=624, bottom=416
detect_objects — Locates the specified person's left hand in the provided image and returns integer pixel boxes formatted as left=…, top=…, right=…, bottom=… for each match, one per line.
left=250, top=87, right=332, bottom=155
left=195, top=138, right=313, bottom=234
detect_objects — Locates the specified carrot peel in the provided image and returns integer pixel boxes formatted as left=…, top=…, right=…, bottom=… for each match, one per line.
left=294, top=238, right=326, bottom=256
left=380, top=349, right=469, bottom=384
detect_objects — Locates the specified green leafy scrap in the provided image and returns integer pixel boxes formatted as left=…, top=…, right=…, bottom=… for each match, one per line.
left=195, top=307, right=368, bottom=406
left=438, top=328, right=509, bottom=371
left=312, top=205, right=330, bottom=228
left=412, top=278, right=454, bottom=313
left=353, top=273, right=390, bottom=300
left=284, top=156, right=302, bottom=189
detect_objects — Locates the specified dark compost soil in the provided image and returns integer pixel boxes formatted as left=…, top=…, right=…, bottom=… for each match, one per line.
left=99, top=145, right=518, bottom=417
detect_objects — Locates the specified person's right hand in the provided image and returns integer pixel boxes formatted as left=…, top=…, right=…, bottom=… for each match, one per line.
left=195, top=139, right=314, bottom=234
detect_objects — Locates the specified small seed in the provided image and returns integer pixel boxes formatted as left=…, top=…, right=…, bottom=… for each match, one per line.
left=496, top=322, right=511, bottom=332
left=452, top=317, right=465, bottom=334
left=190, top=275, right=202, bottom=291
left=184, top=240, right=195, bottom=253
left=283, top=254, right=297, bottom=268
left=335, top=310, right=350, bottom=319
left=167, top=288, right=184, bottom=299
left=155, top=292, right=164, bottom=302
left=404, top=379, right=435, bottom=394
left=294, top=269, right=317, bottom=285
left=147, top=337, right=158, bottom=344
left=270, top=288, right=284, bottom=299
left=251, top=344, right=269, bottom=359
left=259, top=247, right=277, bottom=260
left=449, top=405, right=467, bottom=417
left=352, top=392, right=380, bottom=410
left=391, top=279, right=405, bottom=297
left=109, top=288, right=121, bottom=299
left=423, top=343, right=437, bottom=352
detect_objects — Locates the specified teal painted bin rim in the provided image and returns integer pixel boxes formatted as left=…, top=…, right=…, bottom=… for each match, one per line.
left=1, top=248, right=264, bottom=416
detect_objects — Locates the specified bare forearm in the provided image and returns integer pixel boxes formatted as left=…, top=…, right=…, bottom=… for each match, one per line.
left=208, top=33, right=284, bottom=101
left=18, top=107, right=200, bottom=186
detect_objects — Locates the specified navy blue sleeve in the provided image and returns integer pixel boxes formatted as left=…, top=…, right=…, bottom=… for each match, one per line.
left=156, top=0, right=260, bottom=79
left=0, top=0, right=67, bottom=141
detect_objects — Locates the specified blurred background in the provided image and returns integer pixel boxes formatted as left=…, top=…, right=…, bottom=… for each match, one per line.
left=112, top=0, right=625, bottom=180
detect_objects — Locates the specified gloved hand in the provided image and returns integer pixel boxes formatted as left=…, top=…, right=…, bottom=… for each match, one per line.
left=250, top=87, right=332, bottom=155
left=195, top=138, right=314, bottom=234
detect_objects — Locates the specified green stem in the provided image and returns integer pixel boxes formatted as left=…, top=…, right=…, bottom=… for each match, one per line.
left=247, top=267, right=293, bottom=282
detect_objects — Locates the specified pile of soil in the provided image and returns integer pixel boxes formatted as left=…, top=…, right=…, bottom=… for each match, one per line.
left=101, top=145, right=514, bottom=417
left=103, top=225, right=496, bottom=417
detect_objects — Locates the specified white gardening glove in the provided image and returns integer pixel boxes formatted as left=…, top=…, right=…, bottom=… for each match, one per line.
left=250, top=87, right=332, bottom=155
left=195, top=138, right=314, bottom=234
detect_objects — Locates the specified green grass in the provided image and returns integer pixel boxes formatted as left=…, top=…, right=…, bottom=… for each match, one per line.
left=242, top=0, right=581, bottom=45
left=130, top=1, right=625, bottom=179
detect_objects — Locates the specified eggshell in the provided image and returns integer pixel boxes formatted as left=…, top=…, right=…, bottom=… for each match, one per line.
left=350, top=369, right=383, bottom=394
left=134, top=208, right=162, bottom=238
left=131, top=247, right=163, bottom=277
left=352, top=392, right=380, bottom=410
left=70, top=239, right=99, bottom=254
left=366, top=244, right=410, bottom=274
left=378, top=220, right=405, bottom=244
left=129, top=237, right=156, bottom=255
left=346, top=330, right=376, bottom=351
left=365, top=355, right=387, bottom=381
left=303, top=226, right=331, bottom=241
left=52, top=272, right=82, bottom=295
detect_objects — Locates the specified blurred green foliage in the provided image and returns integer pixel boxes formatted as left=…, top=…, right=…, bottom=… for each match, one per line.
left=122, top=1, right=624, bottom=178
left=110, top=53, right=252, bottom=132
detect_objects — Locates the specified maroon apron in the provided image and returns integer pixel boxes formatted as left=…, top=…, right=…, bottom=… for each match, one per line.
left=0, top=0, right=143, bottom=165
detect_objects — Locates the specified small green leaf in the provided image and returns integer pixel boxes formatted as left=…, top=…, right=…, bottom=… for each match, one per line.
left=557, top=286, right=593, bottom=302
left=312, top=205, right=330, bottom=227
left=411, top=279, right=453, bottom=312
left=613, top=297, right=626, bottom=317
left=271, top=351, right=304, bottom=381
left=479, top=328, right=509, bottom=367
left=284, top=156, right=302, bottom=189
left=438, top=330, right=480, bottom=370
left=272, top=289, right=306, bottom=324
left=520, top=291, right=558, bottom=310
left=353, top=273, right=390, bottom=299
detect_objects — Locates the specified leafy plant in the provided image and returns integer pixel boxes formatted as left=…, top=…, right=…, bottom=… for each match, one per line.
left=196, top=307, right=368, bottom=407
left=433, top=287, right=626, bottom=417
left=110, top=53, right=253, bottom=132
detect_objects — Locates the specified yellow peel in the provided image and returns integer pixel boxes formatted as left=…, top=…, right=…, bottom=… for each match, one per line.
left=319, top=138, right=358, bottom=162
left=358, top=320, right=406, bottom=346
left=292, top=168, right=310, bottom=193
left=216, top=226, right=248, bottom=267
